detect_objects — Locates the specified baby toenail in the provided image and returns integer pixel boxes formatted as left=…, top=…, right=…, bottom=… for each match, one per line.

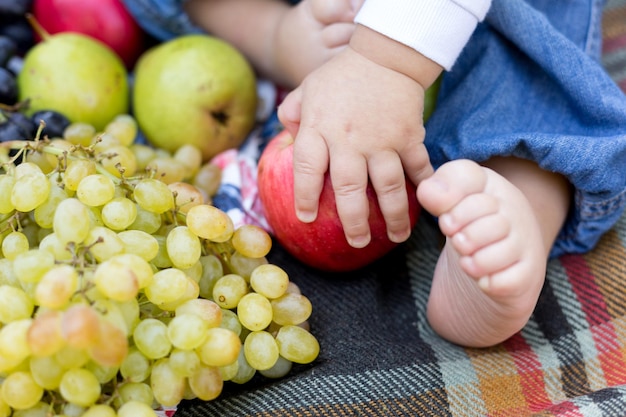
left=478, top=276, right=490, bottom=291
left=439, top=214, right=454, bottom=229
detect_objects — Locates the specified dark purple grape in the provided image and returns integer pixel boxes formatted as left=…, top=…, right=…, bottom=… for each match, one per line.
left=0, top=0, right=33, bottom=15
left=0, top=67, right=17, bottom=105
left=31, top=110, right=71, bottom=139
left=0, top=16, right=34, bottom=55
left=0, top=119, right=25, bottom=143
left=0, top=111, right=36, bottom=140
left=0, top=36, right=16, bottom=68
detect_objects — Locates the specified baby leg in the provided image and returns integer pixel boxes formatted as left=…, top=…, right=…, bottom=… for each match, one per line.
left=417, top=157, right=571, bottom=347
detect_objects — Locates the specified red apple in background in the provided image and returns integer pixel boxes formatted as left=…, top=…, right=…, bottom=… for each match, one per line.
left=257, top=130, right=421, bottom=272
left=32, top=0, right=145, bottom=68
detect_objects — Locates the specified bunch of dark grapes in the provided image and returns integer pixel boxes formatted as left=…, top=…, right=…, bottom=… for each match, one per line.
left=0, top=0, right=71, bottom=144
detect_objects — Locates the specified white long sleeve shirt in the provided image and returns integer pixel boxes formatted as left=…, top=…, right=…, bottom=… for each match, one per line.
left=354, top=0, right=493, bottom=70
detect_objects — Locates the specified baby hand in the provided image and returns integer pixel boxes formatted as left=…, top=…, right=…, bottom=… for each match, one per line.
left=278, top=41, right=435, bottom=248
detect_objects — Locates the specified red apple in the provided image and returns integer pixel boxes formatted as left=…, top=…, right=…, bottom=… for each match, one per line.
left=32, top=0, right=145, bottom=68
left=257, top=130, right=421, bottom=272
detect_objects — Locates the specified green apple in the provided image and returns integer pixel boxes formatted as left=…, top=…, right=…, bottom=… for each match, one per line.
left=132, top=34, right=257, bottom=161
left=18, top=19, right=129, bottom=131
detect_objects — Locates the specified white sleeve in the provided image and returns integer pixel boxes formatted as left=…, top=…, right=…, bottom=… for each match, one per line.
left=354, top=0, right=492, bottom=70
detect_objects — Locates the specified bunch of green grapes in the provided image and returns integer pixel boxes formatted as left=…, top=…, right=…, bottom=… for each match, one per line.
left=0, top=116, right=319, bottom=417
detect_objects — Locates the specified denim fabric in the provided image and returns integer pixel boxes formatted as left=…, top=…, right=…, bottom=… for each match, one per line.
left=122, top=0, right=626, bottom=258
left=426, top=0, right=626, bottom=257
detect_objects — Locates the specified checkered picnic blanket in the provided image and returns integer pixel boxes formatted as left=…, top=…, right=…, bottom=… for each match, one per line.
left=173, top=1, right=626, bottom=416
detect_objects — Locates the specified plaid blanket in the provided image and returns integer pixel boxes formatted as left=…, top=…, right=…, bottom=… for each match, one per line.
left=175, top=2, right=626, bottom=416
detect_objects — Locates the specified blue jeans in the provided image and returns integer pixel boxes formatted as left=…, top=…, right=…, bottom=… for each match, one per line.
left=123, top=0, right=626, bottom=258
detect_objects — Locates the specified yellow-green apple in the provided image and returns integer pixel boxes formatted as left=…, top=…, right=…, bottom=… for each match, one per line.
left=132, top=35, right=257, bottom=162
left=18, top=17, right=129, bottom=131
left=32, top=0, right=146, bottom=68
left=257, top=130, right=421, bottom=272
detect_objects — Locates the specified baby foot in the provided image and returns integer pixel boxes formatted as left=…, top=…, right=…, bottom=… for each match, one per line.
left=417, top=159, right=548, bottom=347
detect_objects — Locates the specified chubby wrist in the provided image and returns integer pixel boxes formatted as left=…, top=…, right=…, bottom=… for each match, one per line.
left=349, top=24, right=442, bottom=90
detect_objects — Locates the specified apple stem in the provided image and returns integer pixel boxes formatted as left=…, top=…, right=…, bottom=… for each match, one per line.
left=25, top=13, right=51, bottom=41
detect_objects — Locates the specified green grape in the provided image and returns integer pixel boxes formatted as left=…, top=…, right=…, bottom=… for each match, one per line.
left=150, top=358, right=186, bottom=407
left=186, top=204, right=234, bottom=242
left=29, top=355, right=65, bottom=390
left=173, top=144, right=203, bottom=180
left=76, top=174, right=116, bottom=207
left=127, top=205, right=162, bottom=234
left=99, top=144, right=137, bottom=178
left=219, top=308, right=242, bottom=336
left=271, top=292, right=313, bottom=326
left=2, top=231, right=30, bottom=259
left=197, top=254, right=224, bottom=299
left=144, top=268, right=189, bottom=306
left=63, top=159, right=97, bottom=191
left=12, top=248, right=55, bottom=283
left=133, top=318, right=171, bottom=359
left=130, top=143, right=157, bottom=172
left=11, top=169, right=50, bottom=212
left=117, top=400, right=159, bottom=417
left=250, top=264, right=289, bottom=299
left=0, top=258, right=19, bottom=286
left=104, top=114, right=137, bottom=147
left=219, top=359, right=239, bottom=381
left=212, top=273, right=248, bottom=309
left=150, top=235, right=172, bottom=269
left=88, top=319, right=129, bottom=367
left=224, top=252, right=267, bottom=281
left=117, top=229, right=159, bottom=262
left=94, top=257, right=140, bottom=302
left=0, top=318, right=32, bottom=362
left=38, top=232, right=73, bottom=261
left=0, top=396, right=9, bottom=417
left=237, top=292, right=273, bottom=331
left=168, top=348, right=202, bottom=377
left=259, top=354, right=293, bottom=379
left=243, top=330, right=280, bottom=371
left=188, top=364, right=223, bottom=401
left=59, top=368, right=101, bottom=407
left=117, top=382, right=154, bottom=406
left=132, top=178, right=175, bottom=214
left=55, top=346, right=90, bottom=370
left=192, top=162, right=222, bottom=198
left=120, top=347, right=152, bottom=382
left=145, top=156, right=187, bottom=185
left=85, top=360, right=119, bottom=384
left=182, top=260, right=203, bottom=283
left=35, top=264, right=79, bottom=309
left=168, top=181, right=204, bottom=214
left=275, top=325, right=320, bottom=364
left=63, top=121, right=96, bottom=147
left=27, top=310, right=65, bottom=357
left=166, top=225, right=201, bottom=270
left=158, top=275, right=200, bottom=312
left=60, top=304, right=101, bottom=350
left=0, top=284, right=34, bottom=323
left=196, top=327, right=241, bottom=367
left=167, top=313, right=209, bottom=350
left=1, top=371, right=44, bottom=410
left=231, top=224, right=273, bottom=259
left=82, top=404, right=117, bottom=417
left=230, top=348, right=256, bottom=384
left=108, top=253, right=154, bottom=289
left=84, top=226, right=125, bottom=262
left=53, top=198, right=91, bottom=245
left=100, top=197, right=137, bottom=230
left=33, top=180, right=71, bottom=229
left=92, top=298, right=131, bottom=336
left=175, top=298, right=222, bottom=328
left=0, top=174, right=16, bottom=213
left=91, top=132, right=121, bottom=154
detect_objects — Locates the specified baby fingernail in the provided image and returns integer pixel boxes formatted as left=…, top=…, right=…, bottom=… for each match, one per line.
left=296, top=210, right=316, bottom=223
left=348, top=234, right=370, bottom=248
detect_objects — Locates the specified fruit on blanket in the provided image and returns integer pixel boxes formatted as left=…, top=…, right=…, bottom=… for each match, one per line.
left=17, top=16, right=128, bottom=131
left=32, top=0, right=145, bottom=68
left=132, top=34, right=257, bottom=162
left=0, top=115, right=319, bottom=415
left=257, top=130, right=421, bottom=272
